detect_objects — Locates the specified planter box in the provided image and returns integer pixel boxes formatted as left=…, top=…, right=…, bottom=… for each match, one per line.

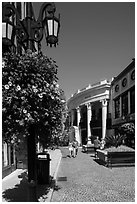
left=97, top=149, right=135, bottom=168
left=97, top=149, right=108, bottom=163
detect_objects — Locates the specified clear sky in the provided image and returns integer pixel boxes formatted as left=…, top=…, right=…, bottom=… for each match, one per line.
left=33, top=1, right=135, bottom=100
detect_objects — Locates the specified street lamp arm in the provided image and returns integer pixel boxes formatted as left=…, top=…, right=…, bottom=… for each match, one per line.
left=37, top=2, right=56, bottom=23
left=31, top=2, right=56, bottom=43
left=2, top=3, right=29, bottom=48
left=3, top=3, right=19, bottom=22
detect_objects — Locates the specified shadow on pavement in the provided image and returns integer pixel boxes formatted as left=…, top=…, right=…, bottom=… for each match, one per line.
left=37, top=176, right=55, bottom=202
left=62, top=155, right=70, bottom=158
left=2, top=173, right=57, bottom=202
left=89, top=154, right=95, bottom=157
left=93, top=158, right=107, bottom=166
left=2, top=171, right=28, bottom=202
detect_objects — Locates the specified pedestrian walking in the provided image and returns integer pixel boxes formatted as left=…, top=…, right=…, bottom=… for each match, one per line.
left=68, top=142, right=73, bottom=158
left=72, top=138, right=79, bottom=158
left=93, top=136, right=101, bottom=158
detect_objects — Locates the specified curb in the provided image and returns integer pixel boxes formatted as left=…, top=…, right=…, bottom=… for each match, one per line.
left=45, top=150, right=62, bottom=202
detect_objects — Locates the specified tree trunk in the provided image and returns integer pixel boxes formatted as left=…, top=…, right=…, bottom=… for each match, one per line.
left=27, top=124, right=37, bottom=181
left=27, top=124, right=37, bottom=201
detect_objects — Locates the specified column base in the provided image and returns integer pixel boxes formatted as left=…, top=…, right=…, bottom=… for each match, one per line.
left=87, top=140, right=92, bottom=145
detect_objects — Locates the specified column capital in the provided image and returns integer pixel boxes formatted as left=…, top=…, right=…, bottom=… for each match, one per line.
left=76, top=106, right=80, bottom=112
left=86, top=102, right=92, bottom=110
left=100, top=99, right=108, bottom=107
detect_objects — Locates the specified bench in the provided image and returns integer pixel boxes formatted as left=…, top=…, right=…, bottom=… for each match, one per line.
left=82, top=144, right=94, bottom=153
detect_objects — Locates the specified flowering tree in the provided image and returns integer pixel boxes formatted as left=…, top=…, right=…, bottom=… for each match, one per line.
left=119, top=123, right=135, bottom=148
left=2, top=50, right=65, bottom=148
left=120, top=123, right=135, bottom=135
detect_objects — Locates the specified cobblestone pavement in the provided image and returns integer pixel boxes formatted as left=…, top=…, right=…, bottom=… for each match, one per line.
left=51, top=147, right=135, bottom=202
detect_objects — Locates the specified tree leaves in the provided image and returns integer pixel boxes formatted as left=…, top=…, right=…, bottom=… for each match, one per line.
left=2, top=50, right=66, bottom=145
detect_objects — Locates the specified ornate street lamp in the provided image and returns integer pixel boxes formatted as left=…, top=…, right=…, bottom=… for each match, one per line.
left=2, top=21, right=14, bottom=46
left=45, top=14, right=60, bottom=47
left=36, top=2, right=60, bottom=48
left=2, top=3, right=60, bottom=201
left=2, top=2, right=60, bottom=52
left=2, top=5, right=16, bottom=53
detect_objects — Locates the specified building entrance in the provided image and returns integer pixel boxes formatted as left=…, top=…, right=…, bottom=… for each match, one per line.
left=81, top=129, right=87, bottom=145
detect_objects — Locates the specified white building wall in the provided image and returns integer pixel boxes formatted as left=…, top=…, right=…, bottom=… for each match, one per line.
left=67, top=80, right=112, bottom=143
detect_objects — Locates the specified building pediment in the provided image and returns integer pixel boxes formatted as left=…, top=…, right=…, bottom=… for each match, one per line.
left=67, top=80, right=111, bottom=110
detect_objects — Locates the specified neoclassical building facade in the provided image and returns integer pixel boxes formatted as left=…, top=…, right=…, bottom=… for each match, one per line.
left=67, top=79, right=112, bottom=145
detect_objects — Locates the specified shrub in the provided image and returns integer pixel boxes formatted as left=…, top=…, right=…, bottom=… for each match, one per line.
left=119, top=123, right=135, bottom=148
left=104, top=145, right=135, bottom=152
left=105, top=134, right=126, bottom=148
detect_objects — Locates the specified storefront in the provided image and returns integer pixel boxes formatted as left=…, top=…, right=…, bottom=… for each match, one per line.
left=2, top=141, right=16, bottom=178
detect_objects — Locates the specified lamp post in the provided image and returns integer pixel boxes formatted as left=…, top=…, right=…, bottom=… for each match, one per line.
left=2, top=2, right=60, bottom=201
left=2, top=2, right=60, bottom=53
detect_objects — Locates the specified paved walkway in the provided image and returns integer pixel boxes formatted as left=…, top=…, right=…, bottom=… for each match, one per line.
left=51, top=147, right=135, bottom=202
left=2, top=149, right=62, bottom=202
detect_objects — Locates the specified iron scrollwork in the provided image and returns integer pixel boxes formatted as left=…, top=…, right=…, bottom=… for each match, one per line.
left=2, top=3, right=56, bottom=49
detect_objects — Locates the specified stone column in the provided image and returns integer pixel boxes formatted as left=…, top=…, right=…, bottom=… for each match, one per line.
left=13, top=144, right=16, bottom=166
left=128, top=91, right=131, bottom=114
left=86, top=103, right=92, bottom=144
left=101, top=99, right=108, bottom=140
left=3, top=142, right=8, bottom=167
left=120, top=96, right=122, bottom=117
left=76, top=106, right=81, bottom=145
left=71, top=109, right=75, bottom=126
left=8, top=143, right=11, bottom=166
left=69, top=112, right=71, bottom=126
left=76, top=107, right=81, bottom=127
